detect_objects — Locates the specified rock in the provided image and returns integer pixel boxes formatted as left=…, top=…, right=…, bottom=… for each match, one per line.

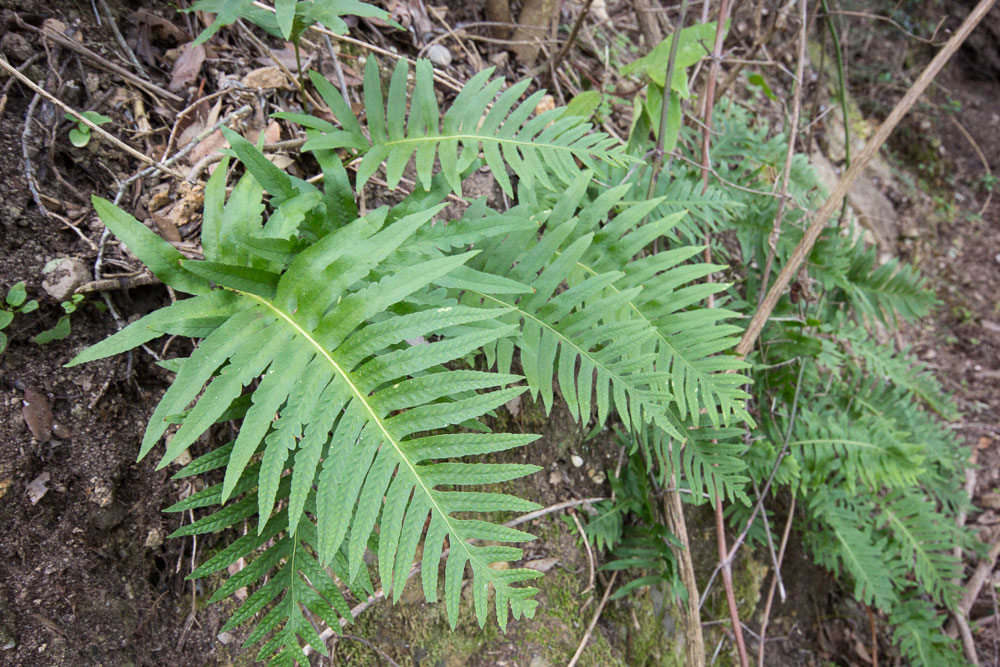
left=0, top=33, right=32, bottom=62
left=144, top=527, right=164, bottom=549
left=26, top=472, right=50, bottom=505
left=41, top=257, right=90, bottom=302
left=426, top=44, right=452, bottom=67
left=529, top=657, right=552, bottom=667
left=571, top=455, right=584, bottom=468
left=810, top=151, right=898, bottom=252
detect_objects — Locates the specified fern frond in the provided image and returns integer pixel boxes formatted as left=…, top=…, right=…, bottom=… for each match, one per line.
left=807, top=493, right=901, bottom=610
left=303, top=58, right=633, bottom=197
left=877, top=490, right=962, bottom=606
left=838, top=323, right=959, bottom=420
left=890, top=595, right=964, bottom=666
left=790, top=409, right=925, bottom=493
left=70, top=139, right=547, bottom=660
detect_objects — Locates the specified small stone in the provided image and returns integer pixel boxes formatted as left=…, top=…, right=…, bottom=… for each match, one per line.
left=0, top=33, right=32, bottom=62
left=571, top=455, right=584, bottom=468
left=41, top=257, right=90, bottom=302
left=26, top=472, right=50, bottom=505
left=216, top=632, right=234, bottom=645
left=548, top=469, right=562, bottom=485
left=534, top=94, right=556, bottom=116
left=529, top=657, right=552, bottom=667
left=51, top=422, right=71, bottom=440
left=88, top=478, right=114, bottom=508
left=426, top=44, right=452, bottom=67
left=241, top=66, right=290, bottom=90
left=586, top=467, right=606, bottom=485
left=144, top=528, right=164, bottom=549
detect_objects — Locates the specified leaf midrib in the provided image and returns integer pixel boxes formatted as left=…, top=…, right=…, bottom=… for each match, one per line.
left=565, top=253, right=742, bottom=418
left=469, top=289, right=678, bottom=437
left=239, top=291, right=508, bottom=591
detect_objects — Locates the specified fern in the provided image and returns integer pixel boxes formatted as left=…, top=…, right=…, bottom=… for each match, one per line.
left=70, top=135, right=550, bottom=659
left=67, top=38, right=975, bottom=665
left=303, top=58, right=633, bottom=197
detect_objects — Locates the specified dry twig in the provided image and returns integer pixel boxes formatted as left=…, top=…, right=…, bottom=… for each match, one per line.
left=567, top=570, right=619, bottom=667
left=734, top=0, right=998, bottom=359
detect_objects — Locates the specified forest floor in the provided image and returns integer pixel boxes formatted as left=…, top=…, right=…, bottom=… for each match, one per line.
left=0, top=1, right=998, bottom=666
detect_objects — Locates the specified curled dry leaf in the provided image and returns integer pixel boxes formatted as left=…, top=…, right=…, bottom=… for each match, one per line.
left=22, top=388, right=53, bottom=442
left=169, top=42, right=206, bottom=92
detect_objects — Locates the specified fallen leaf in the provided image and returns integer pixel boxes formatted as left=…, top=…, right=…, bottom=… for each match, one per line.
left=129, top=10, right=190, bottom=43
left=22, top=388, right=53, bottom=442
left=151, top=212, right=182, bottom=243
left=242, top=66, right=291, bottom=90
left=26, top=472, right=50, bottom=505
left=186, top=128, right=228, bottom=168
left=524, top=557, right=559, bottom=573
left=169, top=42, right=205, bottom=91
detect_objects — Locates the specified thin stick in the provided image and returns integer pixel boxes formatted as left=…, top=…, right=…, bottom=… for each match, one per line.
left=958, top=530, right=1000, bottom=620
left=33, top=22, right=183, bottom=103
left=646, top=0, right=690, bottom=201
left=698, top=3, right=747, bottom=665
left=820, top=0, right=851, bottom=224
left=756, top=495, right=796, bottom=667
left=97, top=0, right=150, bottom=81
left=734, top=0, right=998, bottom=360
left=0, top=57, right=184, bottom=181
left=663, top=472, right=707, bottom=667
left=948, top=114, right=994, bottom=216
left=758, top=0, right=808, bottom=306
left=535, top=0, right=595, bottom=78
left=571, top=510, right=596, bottom=593
left=567, top=570, right=619, bottom=667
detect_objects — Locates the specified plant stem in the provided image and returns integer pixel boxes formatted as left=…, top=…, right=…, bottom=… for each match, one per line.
left=735, top=0, right=997, bottom=360
left=821, top=0, right=851, bottom=224
left=293, top=40, right=311, bottom=113
left=697, top=3, right=748, bottom=666
left=646, top=0, right=690, bottom=202
left=757, top=0, right=808, bottom=307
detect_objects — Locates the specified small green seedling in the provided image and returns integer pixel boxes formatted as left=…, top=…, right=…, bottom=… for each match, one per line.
left=32, top=293, right=103, bottom=345
left=66, top=111, right=112, bottom=148
left=0, top=282, right=40, bottom=354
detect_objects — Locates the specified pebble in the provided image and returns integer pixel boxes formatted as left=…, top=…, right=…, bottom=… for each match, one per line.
left=426, top=44, right=452, bottom=67
left=571, top=455, right=584, bottom=468
left=41, top=257, right=89, bottom=302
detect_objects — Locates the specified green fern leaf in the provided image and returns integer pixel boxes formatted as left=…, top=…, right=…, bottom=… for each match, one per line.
left=303, top=57, right=633, bottom=197
left=69, top=138, right=547, bottom=660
